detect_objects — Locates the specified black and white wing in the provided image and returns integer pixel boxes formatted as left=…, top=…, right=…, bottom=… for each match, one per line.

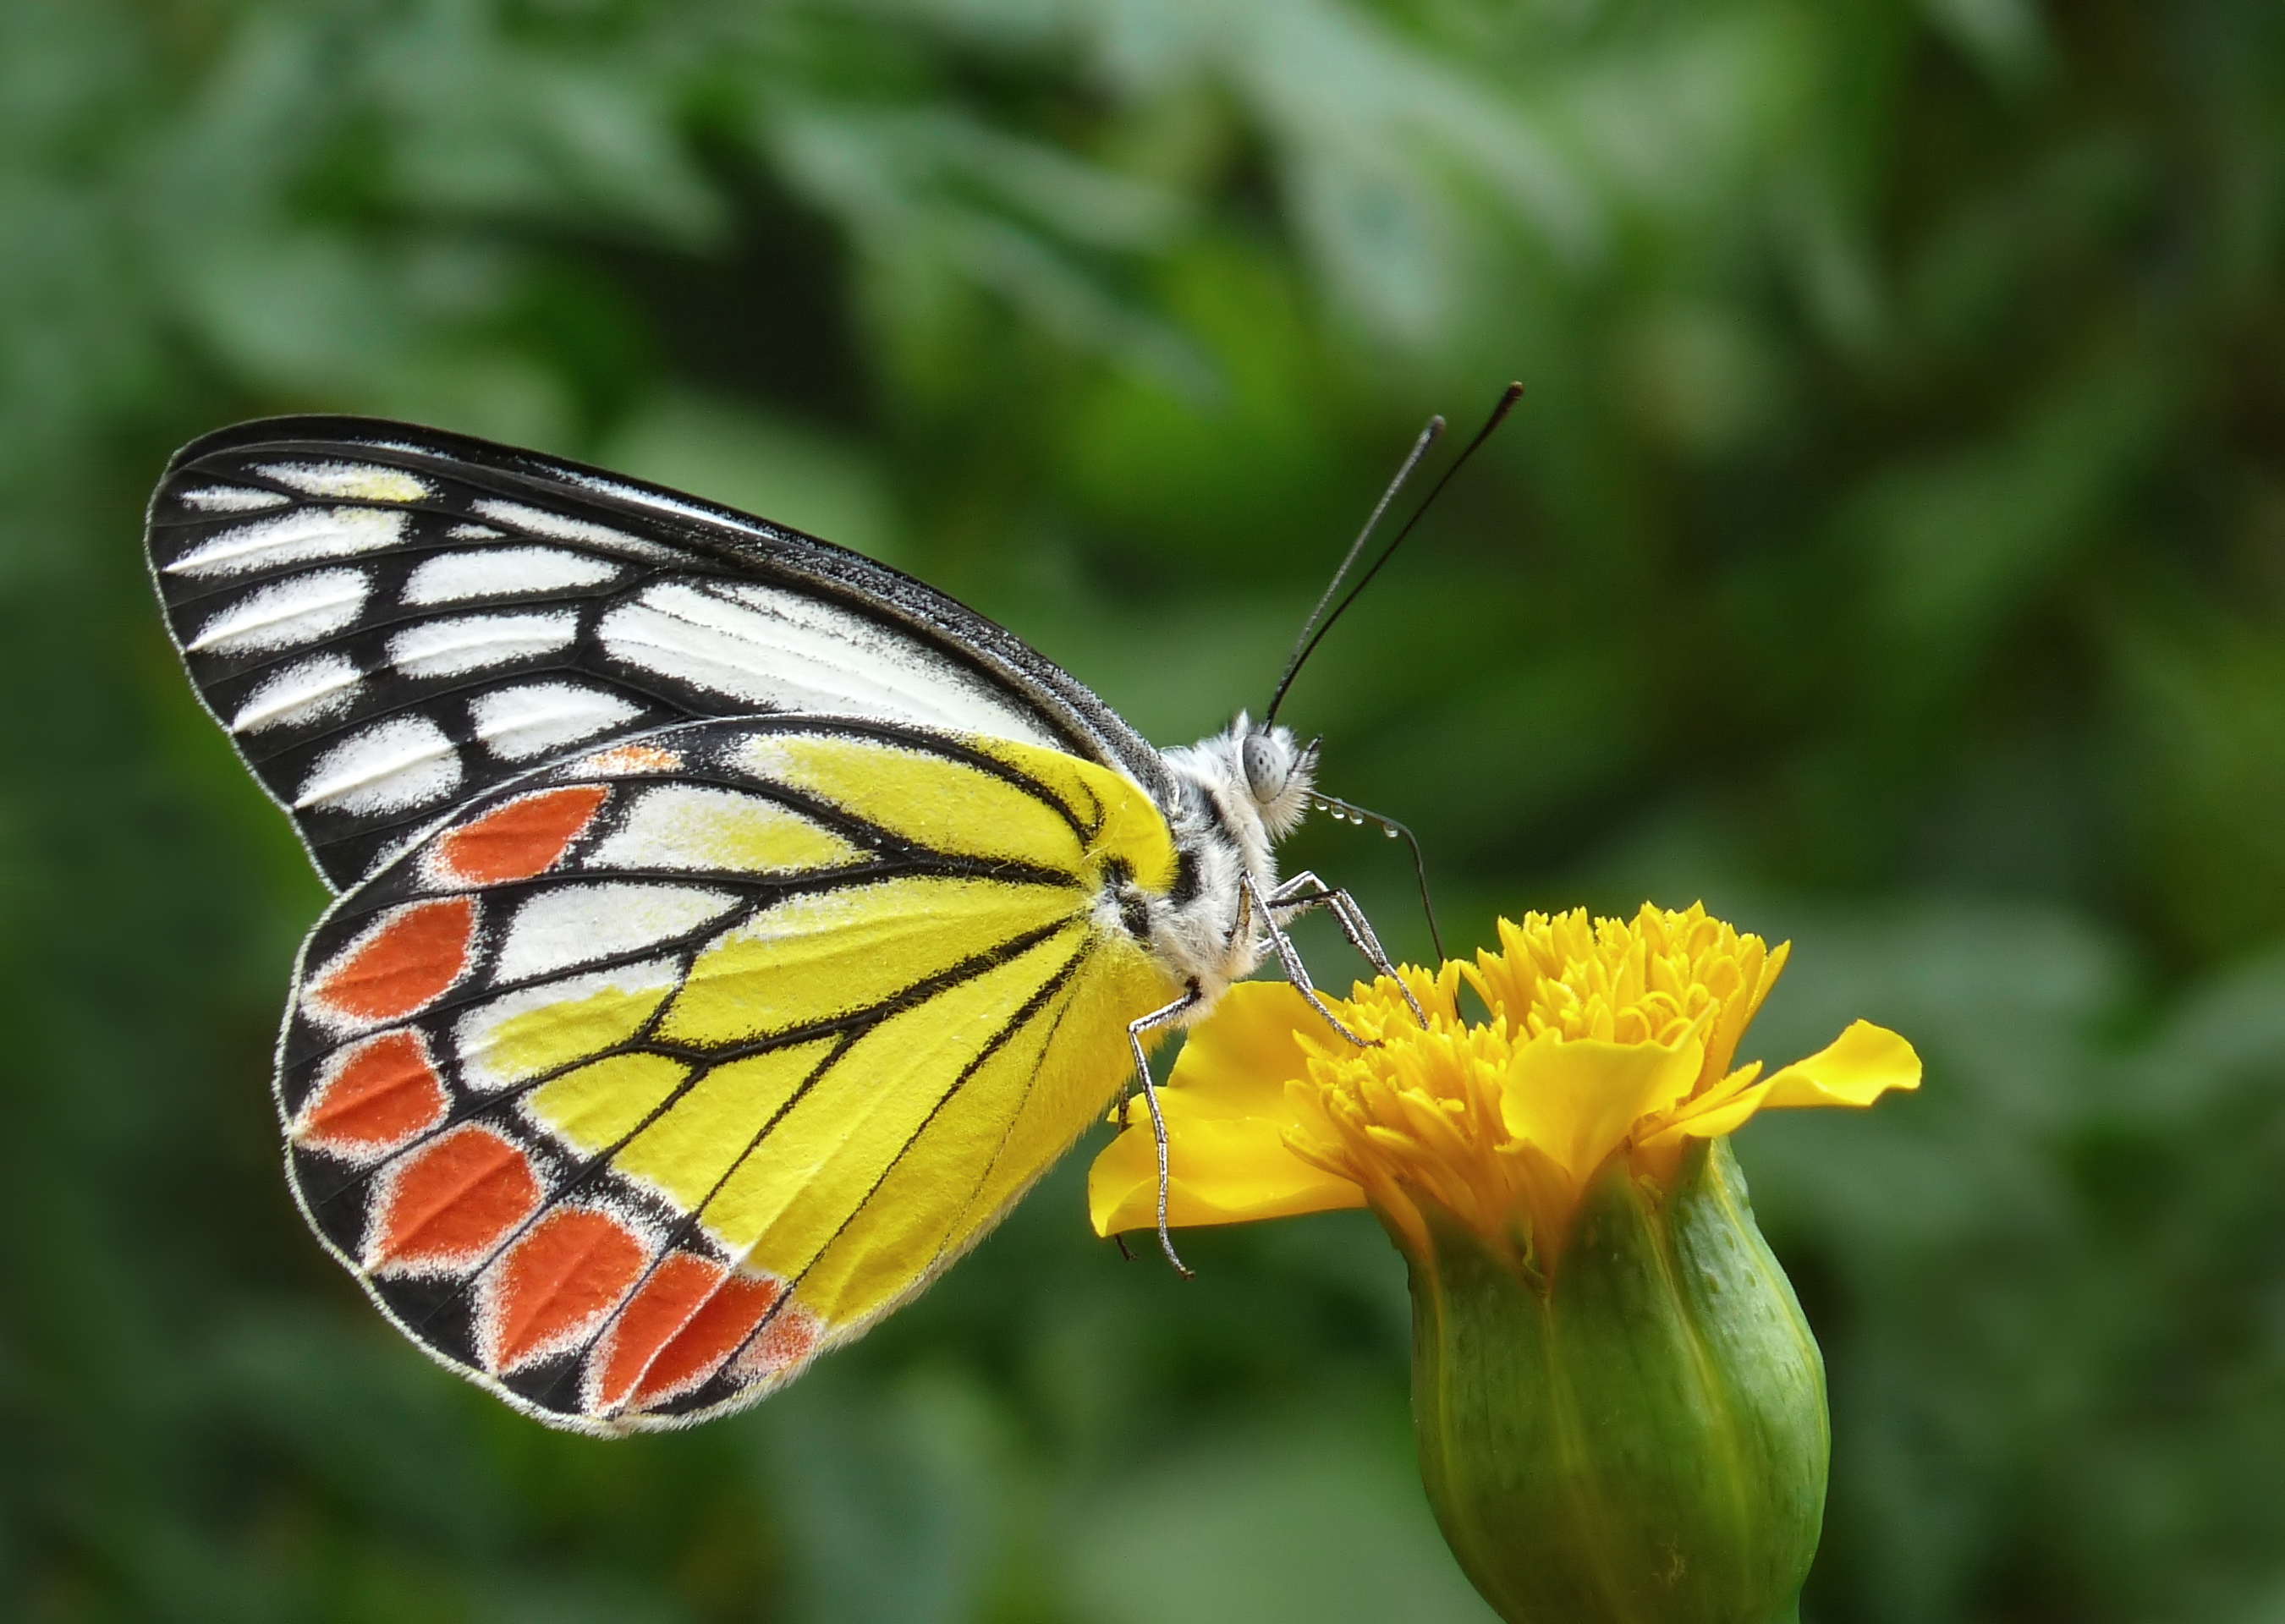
left=146, top=416, right=1168, bottom=889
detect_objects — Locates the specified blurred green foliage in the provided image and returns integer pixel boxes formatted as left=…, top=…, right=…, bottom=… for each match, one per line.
left=4, top=1, right=2285, bottom=1620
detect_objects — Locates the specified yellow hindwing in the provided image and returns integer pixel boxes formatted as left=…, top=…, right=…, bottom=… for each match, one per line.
left=503, top=726, right=1183, bottom=1347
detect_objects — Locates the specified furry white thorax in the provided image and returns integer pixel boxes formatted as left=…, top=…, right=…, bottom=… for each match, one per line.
left=1097, top=715, right=1316, bottom=1021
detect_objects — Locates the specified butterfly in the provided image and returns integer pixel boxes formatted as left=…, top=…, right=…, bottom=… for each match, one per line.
left=141, top=403, right=1516, bottom=1434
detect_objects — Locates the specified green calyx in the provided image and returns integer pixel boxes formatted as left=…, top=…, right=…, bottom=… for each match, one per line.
left=1407, top=1139, right=1826, bottom=1624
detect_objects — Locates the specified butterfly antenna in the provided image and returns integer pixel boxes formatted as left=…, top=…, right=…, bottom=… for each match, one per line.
left=1310, top=793, right=1446, bottom=962
left=1265, top=382, right=1524, bottom=725
left=1265, top=416, right=1444, bottom=725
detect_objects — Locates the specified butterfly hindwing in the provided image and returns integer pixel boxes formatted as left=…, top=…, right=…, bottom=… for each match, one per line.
left=276, top=716, right=1183, bottom=1432
left=146, top=416, right=1170, bottom=889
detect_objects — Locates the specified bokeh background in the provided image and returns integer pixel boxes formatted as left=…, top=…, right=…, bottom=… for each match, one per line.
left=7, top=2, right=2285, bottom=1620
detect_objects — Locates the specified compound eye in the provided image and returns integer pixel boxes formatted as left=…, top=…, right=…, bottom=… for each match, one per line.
left=1241, top=732, right=1288, bottom=804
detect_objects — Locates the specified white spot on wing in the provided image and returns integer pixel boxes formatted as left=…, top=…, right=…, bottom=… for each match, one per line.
left=454, top=957, right=682, bottom=1093
left=294, top=716, right=463, bottom=814
left=470, top=497, right=684, bottom=562
left=493, top=882, right=739, bottom=984
left=576, top=743, right=684, bottom=776
left=589, top=785, right=856, bottom=873
left=387, top=611, right=577, bottom=679
left=467, top=683, right=643, bottom=760
left=596, top=581, right=1061, bottom=748
left=403, top=546, right=622, bottom=606
left=179, top=485, right=290, bottom=513
left=252, top=461, right=434, bottom=502
left=230, top=653, right=363, bottom=732
left=189, top=568, right=371, bottom=655
left=167, top=507, right=406, bottom=578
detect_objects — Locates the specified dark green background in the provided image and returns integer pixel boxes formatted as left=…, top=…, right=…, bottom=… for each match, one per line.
left=6, top=3, right=2285, bottom=1620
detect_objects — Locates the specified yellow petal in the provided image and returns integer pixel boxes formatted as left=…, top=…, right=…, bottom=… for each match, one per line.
left=1649, top=1084, right=1771, bottom=1146
left=1087, top=1110, right=1365, bottom=1234
left=1085, top=979, right=1365, bottom=1236
left=1164, top=979, right=1321, bottom=1114
left=1498, top=1029, right=1706, bottom=1185
left=1760, top=1020, right=1921, bottom=1108
left=1647, top=1022, right=1920, bottom=1147
left=1637, top=1062, right=1765, bottom=1147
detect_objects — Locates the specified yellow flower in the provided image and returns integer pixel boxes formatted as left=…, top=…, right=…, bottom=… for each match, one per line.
left=1092, top=903, right=1920, bottom=1624
left=1090, top=902, right=1918, bottom=1267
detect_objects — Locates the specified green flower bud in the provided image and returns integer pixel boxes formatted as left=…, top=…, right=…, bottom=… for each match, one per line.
left=1409, top=1140, right=1826, bottom=1624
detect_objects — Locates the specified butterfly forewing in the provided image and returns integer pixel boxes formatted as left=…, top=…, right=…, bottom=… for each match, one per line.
left=276, top=717, right=1182, bottom=1432
left=146, top=416, right=1169, bottom=888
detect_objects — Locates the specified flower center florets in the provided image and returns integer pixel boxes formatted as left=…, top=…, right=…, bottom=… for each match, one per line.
left=1281, top=904, right=1788, bottom=1265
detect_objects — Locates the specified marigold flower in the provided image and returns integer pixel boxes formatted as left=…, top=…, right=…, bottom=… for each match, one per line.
left=1090, top=903, right=1916, bottom=1266
left=1089, top=903, right=1920, bottom=1624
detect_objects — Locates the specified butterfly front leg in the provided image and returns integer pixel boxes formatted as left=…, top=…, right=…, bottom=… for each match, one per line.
left=1261, top=871, right=1431, bottom=1028
left=1238, top=874, right=1381, bottom=1047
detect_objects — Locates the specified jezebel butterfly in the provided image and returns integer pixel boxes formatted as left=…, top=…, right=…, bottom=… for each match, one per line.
left=146, top=416, right=1407, bottom=1433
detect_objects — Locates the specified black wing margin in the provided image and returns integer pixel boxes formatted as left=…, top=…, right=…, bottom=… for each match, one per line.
left=145, top=415, right=1169, bottom=889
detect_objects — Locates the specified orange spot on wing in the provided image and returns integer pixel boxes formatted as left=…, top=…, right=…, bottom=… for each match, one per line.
left=296, top=1030, right=447, bottom=1156
left=310, top=897, right=476, bottom=1023
left=435, top=785, right=608, bottom=886
left=732, top=1295, right=821, bottom=1385
left=594, top=1253, right=722, bottom=1409
left=367, top=1124, right=539, bottom=1272
left=601, top=1263, right=784, bottom=1412
left=579, top=743, right=681, bottom=776
left=488, top=1209, right=647, bottom=1373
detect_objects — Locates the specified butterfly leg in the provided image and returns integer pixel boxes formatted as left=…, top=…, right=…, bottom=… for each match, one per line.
left=1268, top=871, right=1401, bottom=969
left=1127, top=987, right=1201, bottom=1278
left=1266, top=871, right=1430, bottom=1027
left=1239, top=874, right=1375, bottom=1047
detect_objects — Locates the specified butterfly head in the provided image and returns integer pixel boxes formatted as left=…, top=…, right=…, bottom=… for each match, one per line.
left=1236, top=716, right=1317, bottom=840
